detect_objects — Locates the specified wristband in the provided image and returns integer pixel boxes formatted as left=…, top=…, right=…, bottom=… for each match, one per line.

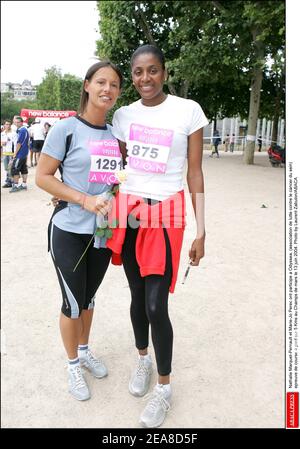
left=81, top=195, right=87, bottom=210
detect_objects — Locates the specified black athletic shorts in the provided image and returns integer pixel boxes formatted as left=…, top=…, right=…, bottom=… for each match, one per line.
left=11, top=157, right=28, bottom=176
left=48, top=222, right=112, bottom=318
left=32, top=140, right=44, bottom=152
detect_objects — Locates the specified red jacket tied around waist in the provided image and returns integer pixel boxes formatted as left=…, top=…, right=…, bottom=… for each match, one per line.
left=107, top=190, right=186, bottom=293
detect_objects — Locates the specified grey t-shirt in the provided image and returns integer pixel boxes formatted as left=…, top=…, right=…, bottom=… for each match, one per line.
left=42, top=116, right=117, bottom=235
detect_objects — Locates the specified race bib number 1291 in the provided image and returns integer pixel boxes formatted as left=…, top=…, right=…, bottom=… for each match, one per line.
left=88, top=139, right=122, bottom=185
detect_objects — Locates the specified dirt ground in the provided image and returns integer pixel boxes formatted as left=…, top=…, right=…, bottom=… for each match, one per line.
left=1, top=149, right=285, bottom=428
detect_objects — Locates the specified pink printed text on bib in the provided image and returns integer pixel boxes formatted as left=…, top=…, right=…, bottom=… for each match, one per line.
left=88, top=139, right=122, bottom=185
left=128, top=123, right=174, bottom=174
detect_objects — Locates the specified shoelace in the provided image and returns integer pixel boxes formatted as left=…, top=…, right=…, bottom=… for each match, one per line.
left=71, top=365, right=86, bottom=389
left=135, top=361, right=151, bottom=378
left=143, top=390, right=170, bottom=413
left=86, top=350, right=104, bottom=368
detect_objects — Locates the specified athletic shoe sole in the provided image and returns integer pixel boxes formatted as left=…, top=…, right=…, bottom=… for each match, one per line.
left=68, top=390, right=91, bottom=401
left=129, top=382, right=149, bottom=397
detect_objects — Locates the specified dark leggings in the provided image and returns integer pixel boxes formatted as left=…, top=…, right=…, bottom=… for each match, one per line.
left=121, top=224, right=173, bottom=376
left=49, top=223, right=111, bottom=318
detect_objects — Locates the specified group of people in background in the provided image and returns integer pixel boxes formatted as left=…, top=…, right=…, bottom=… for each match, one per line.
left=209, top=131, right=264, bottom=158
left=1, top=117, right=51, bottom=191
left=209, top=131, right=235, bottom=158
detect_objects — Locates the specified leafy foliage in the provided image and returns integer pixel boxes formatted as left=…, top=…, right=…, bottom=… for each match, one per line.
left=37, top=66, right=62, bottom=110
left=59, top=75, right=82, bottom=111
left=96, top=0, right=285, bottom=126
left=37, top=66, right=82, bottom=111
left=1, top=92, right=39, bottom=122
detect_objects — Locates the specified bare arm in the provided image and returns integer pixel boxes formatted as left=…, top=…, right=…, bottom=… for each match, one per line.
left=186, top=128, right=205, bottom=265
left=118, top=140, right=127, bottom=166
left=14, top=142, right=21, bottom=158
left=35, top=153, right=110, bottom=215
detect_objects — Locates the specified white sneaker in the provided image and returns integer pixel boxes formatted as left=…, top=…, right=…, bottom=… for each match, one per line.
left=79, top=349, right=108, bottom=378
left=129, top=355, right=153, bottom=397
left=139, top=384, right=171, bottom=428
left=68, top=365, right=90, bottom=401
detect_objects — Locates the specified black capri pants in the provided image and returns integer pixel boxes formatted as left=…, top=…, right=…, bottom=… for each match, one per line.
left=121, top=221, right=173, bottom=376
left=49, top=222, right=111, bottom=318
left=11, top=157, right=28, bottom=176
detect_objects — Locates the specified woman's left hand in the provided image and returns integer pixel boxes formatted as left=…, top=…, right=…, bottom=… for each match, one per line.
left=189, top=234, right=205, bottom=266
left=51, top=196, right=60, bottom=207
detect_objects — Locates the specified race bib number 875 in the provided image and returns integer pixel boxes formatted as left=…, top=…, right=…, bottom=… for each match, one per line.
left=128, top=123, right=174, bottom=174
left=88, top=139, right=122, bottom=185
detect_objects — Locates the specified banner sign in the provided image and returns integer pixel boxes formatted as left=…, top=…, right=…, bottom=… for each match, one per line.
left=20, top=109, right=77, bottom=119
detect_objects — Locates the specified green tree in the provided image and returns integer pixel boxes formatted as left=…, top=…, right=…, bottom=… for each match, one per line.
left=259, top=50, right=285, bottom=143
left=59, top=74, right=82, bottom=111
left=210, top=1, right=285, bottom=163
left=37, top=66, right=61, bottom=109
left=96, top=1, right=285, bottom=162
left=37, top=67, right=82, bottom=110
left=170, top=0, right=284, bottom=157
left=1, top=92, right=39, bottom=122
left=165, top=1, right=251, bottom=121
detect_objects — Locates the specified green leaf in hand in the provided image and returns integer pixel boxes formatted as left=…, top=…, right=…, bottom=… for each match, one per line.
left=96, top=228, right=105, bottom=237
left=105, top=228, right=113, bottom=239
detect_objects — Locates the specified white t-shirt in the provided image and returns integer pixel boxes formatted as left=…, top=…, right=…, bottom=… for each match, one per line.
left=1, top=130, right=16, bottom=155
left=31, top=123, right=45, bottom=141
left=112, top=95, right=208, bottom=200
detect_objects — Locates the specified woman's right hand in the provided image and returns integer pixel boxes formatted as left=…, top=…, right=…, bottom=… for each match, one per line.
left=82, top=194, right=112, bottom=216
left=51, top=194, right=111, bottom=216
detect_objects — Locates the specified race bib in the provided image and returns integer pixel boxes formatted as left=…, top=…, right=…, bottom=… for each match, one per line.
left=127, top=123, right=174, bottom=174
left=1, top=135, right=14, bottom=156
left=88, top=139, right=122, bottom=185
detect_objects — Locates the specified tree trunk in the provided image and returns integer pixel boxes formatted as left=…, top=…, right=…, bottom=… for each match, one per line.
left=179, top=79, right=189, bottom=98
left=167, top=81, right=178, bottom=96
left=271, top=117, right=278, bottom=146
left=244, top=30, right=264, bottom=165
left=214, top=114, right=218, bottom=132
left=271, top=94, right=280, bottom=144
left=133, top=7, right=156, bottom=45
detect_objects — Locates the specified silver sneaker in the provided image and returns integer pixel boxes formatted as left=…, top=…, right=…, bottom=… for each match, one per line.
left=9, top=185, right=20, bottom=193
left=139, top=384, right=171, bottom=428
left=68, top=365, right=90, bottom=401
left=129, top=356, right=153, bottom=397
left=79, top=349, right=108, bottom=378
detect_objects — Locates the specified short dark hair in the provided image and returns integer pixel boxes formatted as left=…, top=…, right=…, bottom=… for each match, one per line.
left=130, top=45, right=165, bottom=69
left=79, top=61, right=123, bottom=114
left=15, top=116, right=23, bottom=122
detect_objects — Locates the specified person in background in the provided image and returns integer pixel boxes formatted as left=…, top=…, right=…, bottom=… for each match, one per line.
left=209, top=129, right=221, bottom=158
left=43, top=122, right=51, bottom=139
left=1, top=120, right=16, bottom=188
left=11, top=116, right=18, bottom=133
left=257, top=135, right=262, bottom=152
left=27, top=120, right=35, bottom=167
left=109, top=44, right=208, bottom=428
left=35, top=61, right=123, bottom=402
left=229, top=133, right=235, bottom=152
left=30, top=118, right=45, bottom=165
left=223, top=133, right=230, bottom=152
left=9, top=117, right=29, bottom=193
